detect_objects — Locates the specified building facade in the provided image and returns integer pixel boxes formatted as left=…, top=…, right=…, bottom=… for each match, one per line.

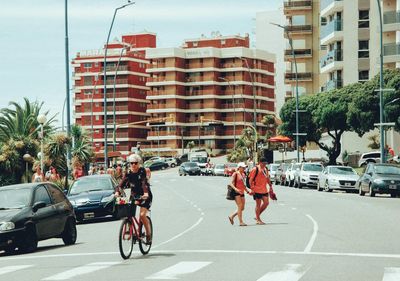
left=72, top=32, right=156, bottom=158
left=144, top=34, right=276, bottom=154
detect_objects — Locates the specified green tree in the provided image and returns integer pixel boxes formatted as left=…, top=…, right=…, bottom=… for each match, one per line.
left=186, top=141, right=195, bottom=152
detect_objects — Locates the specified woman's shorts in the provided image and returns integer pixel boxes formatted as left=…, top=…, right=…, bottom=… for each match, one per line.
left=233, top=191, right=245, bottom=198
left=253, top=192, right=268, bottom=200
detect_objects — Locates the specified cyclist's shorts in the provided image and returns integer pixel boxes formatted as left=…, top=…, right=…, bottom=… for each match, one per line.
left=137, top=191, right=153, bottom=210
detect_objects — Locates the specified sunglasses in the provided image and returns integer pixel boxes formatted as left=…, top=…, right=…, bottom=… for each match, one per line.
left=130, top=162, right=138, bottom=165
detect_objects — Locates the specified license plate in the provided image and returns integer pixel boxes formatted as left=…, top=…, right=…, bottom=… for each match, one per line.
left=84, top=212, right=95, bottom=219
left=345, top=183, right=351, bottom=187
left=389, top=185, right=397, bottom=189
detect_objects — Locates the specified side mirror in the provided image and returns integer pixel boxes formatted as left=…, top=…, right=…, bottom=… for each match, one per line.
left=32, top=201, right=46, bottom=212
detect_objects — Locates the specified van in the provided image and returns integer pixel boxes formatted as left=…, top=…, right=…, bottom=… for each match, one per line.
left=358, top=151, right=381, bottom=167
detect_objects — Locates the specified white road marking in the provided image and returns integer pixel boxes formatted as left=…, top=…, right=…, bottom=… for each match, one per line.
left=278, top=203, right=285, bottom=206
left=153, top=217, right=204, bottom=249
left=256, top=264, right=307, bottom=281
left=0, top=265, right=33, bottom=275
left=304, top=214, right=318, bottom=253
left=382, top=267, right=400, bottom=281
left=291, top=207, right=297, bottom=210
left=146, top=261, right=211, bottom=280
left=43, top=262, right=120, bottom=280
left=169, top=179, right=177, bottom=182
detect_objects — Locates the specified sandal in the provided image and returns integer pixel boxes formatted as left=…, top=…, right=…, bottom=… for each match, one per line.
left=228, top=216, right=234, bottom=225
left=239, top=223, right=247, bottom=226
left=256, top=221, right=266, bottom=225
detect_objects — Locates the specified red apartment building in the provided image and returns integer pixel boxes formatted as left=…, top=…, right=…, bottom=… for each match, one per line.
left=72, top=32, right=156, bottom=158
left=145, top=34, right=276, bottom=154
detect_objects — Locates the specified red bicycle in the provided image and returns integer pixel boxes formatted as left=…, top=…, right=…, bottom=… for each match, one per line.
left=118, top=199, right=153, bottom=259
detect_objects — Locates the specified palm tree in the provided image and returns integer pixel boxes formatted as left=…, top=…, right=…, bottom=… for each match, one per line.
left=70, top=124, right=94, bottom=169
left=0, top=98, right=55, bottom=185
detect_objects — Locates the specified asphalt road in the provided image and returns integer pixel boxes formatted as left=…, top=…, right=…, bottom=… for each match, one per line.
left=1, top=168, right=400, bottom=281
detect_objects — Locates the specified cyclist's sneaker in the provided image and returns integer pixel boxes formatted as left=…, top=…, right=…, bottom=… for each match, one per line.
left=145, top=235, right=152, bottom=245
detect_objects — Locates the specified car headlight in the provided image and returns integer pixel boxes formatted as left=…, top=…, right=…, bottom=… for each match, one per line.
left=101, top=194, right=114, bottom=203
left=0, top=222, right=15, bottom=231
left=329, top=178, right=339, bottom=184
left=374, top=179, right=384, bottom=184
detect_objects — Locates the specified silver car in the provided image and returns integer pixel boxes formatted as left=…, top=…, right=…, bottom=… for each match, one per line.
left=295, top=162, right=323, bottom=188
left=268, top=164, right=280, bottom=183
left=317, top=166, right=359, bottom=192
left=286, top=163, right=301, bottom=187
left=212, top=164, right=225, bottom=176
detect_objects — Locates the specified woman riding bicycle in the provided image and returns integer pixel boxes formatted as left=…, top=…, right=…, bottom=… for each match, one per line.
left=115, top=154, right=152, bottom=244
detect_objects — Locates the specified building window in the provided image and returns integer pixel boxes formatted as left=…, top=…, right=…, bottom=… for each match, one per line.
left=358, top=40, right=369, bottom=58
left=83, top=63, right=92, bottom=69
left=221, top=39, right=226, bottom=45
left=193, top=42, right=198, bottom=47
left=95, top=115, right=100, bottom=121
left=359, top=10, right=369, bottom=28
left=359, top=70, right=369, bottom=81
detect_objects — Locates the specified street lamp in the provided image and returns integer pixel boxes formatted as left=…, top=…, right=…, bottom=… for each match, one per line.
left=23, top=153, right=32, bottom=183
left=64, top=0, right=71, bottom=179
left=218, top=77, right=236, bottom=148
left=270, top=22, right=301, bottom=162
left=37, top=114, right=47, bottom=174
left=103, top=1, right=134, bottom=168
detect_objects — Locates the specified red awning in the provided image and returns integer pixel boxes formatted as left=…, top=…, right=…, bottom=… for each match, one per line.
left=267, top=135, right=292, bottom=143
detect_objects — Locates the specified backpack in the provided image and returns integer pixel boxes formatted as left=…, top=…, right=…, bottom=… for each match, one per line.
left=245, top=167, right=258, bottom=188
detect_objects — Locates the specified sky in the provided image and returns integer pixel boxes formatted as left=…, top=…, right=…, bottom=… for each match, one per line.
left=0, top=0, right=283, bottom=127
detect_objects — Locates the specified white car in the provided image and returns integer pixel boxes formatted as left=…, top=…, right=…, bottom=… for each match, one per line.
left=212, top=164, right=225, bottom=176
left=295, top=162, right=324, bottom=188
left=285, top=163, right=301, bottom=187
left=358, top=151, right=380, bottom=167
left=318, top=166, right=359, bottom=192
left=268, top=164, right=280, bottom=183
left=164, top=157, right=178, bottom=168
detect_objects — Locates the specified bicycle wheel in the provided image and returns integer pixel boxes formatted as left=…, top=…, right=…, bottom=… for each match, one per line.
left=139, top=216, right=153, bottom=255
left=119, top=218, right=134, bottom=259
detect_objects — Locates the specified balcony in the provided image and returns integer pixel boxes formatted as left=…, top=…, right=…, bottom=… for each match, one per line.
left=284, top=48, right=312, bottom=59
left=283, top=1, right=312, bottom=14
left=324, top=79, right=343, bottom=91
left=284, top=72, right=312, bottom=82
left=284, top=25, right=312, bottom=37
left=383, top=43, right=400, bottom=63
left=105, top=79, right=128, bottom=85
left=320, top=49, right=343, bottom=72
left=321, top=0, right=343, bottom=17
left=320, top=19, right=343, bottom=45
left=383, top=11, right=400, bottom=32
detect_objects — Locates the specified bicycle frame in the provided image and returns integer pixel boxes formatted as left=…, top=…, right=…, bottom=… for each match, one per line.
left=122, top=215, right=142, bottom=242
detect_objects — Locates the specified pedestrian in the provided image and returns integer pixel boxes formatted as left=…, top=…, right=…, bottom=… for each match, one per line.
left=248, top=157, right=274, bottom=225
left=114, top=164, right=123, bottom=183
left=73, top=165, right=84, bottom=180
left=228, top=162, right=251, bottom=226
left=32, top=165, right=45, bottom=182
left=48, top=166, right=61, bottom=182
left=389, top=146, right=395, bottom=158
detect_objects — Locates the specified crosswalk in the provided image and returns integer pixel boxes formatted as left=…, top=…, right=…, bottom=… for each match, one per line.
left=0, top=261, right=398, bottom=280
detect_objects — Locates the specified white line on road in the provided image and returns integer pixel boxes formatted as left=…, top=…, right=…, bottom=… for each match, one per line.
left=43, top=262, right=120, bottom=280
left=291, top=207, right=297, bottom=210
left=0, top=265, right=33, bottom=275
left=382, top=267, right=400, bottom=281
left=256, top=264, right=307, bottom=281
left=304, top=214, right=318, bottom=253
left=146, top=261, right=211, bottom=280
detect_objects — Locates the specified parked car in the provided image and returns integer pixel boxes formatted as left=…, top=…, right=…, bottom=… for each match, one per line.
left=358, top=151, right=381, bottom=167
left=144, top=161, right=169, bottom=171
left=268, top=164, right=280, bottom=183
left=295, top=162, right=324, bottom=188
left=317, top=166, right=359, bottom=192
left=0, top=183, right=77, bottom=254
left=179, top=162, right=201, bottom=176
left=212, top=164, right=225, bottom=176
left=358, top=163, right=400, bottom=197
left=68, top=175, right=117, bottom=222
left=224, top=163, right=238, bottom=177
left=148, top=157, right=165, bottom=162
left=285, top=162, right=301, bottom=186
left=275, top=163, right=289, bottom=185
left=164, top=157, right=178, bottom=168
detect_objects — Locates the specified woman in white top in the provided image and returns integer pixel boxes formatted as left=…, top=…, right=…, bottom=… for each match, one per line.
left=32, top=166, right=44, bottom=182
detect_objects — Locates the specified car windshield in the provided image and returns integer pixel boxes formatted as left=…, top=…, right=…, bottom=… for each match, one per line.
left=303, top=164, right=323, bottom=171
left=69, top=177, right=113, bottom=195
left=0, top=188, right=31, bottom=209
left=185, top=162, right=198, bottom=167
left=269, top=165, right=279, bottom=171
left=192, top=157, right=207, bottom=163
left=215, top=164, right=224, bottom=169
left=330, top=167, right=357, bottom=175
left=294, top=163, right=301, bottom=169
left=374, top=165, right=400, bottom=175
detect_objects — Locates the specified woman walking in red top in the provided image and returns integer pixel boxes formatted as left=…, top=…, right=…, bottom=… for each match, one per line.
left=249, top=157, right=274, bottom=225
left=228, top=162, right=251, bottom=226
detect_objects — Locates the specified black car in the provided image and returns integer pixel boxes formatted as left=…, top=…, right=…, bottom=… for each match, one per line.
left=179, top=162, right=201, bottom=176
left=0, top=183, right=77, bottom=254
left=358, top=163, right=400, bottom=197
left=67, top=175, right=117, bottom=222
left=144, top=161, right=169, bottom=171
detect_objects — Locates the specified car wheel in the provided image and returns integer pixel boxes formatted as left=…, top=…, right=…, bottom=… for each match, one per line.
left=62, top=218, right=77, bottom=245
left=179, top=173, right=182, bottom=176
left=3, top=245, right=16, bottom=254
left=171, top=163, right=176, bottom=168
left=19, top=225, right=38, bottom=253
left=358, top=183, right=365, bottom=196
left=324, top=182, right=332, bottom=192
left=161, top=166, right=166, bottom=170
left=390, top=192, right=396, bottom=198
left=369, top=184, right=375, bottom=197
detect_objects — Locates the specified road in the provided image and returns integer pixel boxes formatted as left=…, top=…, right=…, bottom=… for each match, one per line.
left=1, top=167, right=400, bottom=281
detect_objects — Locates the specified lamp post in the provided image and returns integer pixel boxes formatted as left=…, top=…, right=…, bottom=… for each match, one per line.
left=23, top=153, right=32, bottom=183
left=37, top=114, right=47, bottom=174
left=376, top=0, right=385, bottom=163
left=103, top=1, right=134, bottom=168
left=270, top=22, right=300, bottom=162
left=218, top=77, right=236, bottom=148
left=64, top=0, right=71, bottom=178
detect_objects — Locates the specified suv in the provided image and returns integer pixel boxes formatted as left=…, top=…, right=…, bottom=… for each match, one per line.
left=295, top=162, right=324, bottom=188
left=358, top=152, right=381, bottom=167
left=164, top=157, right=178, bottom=168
